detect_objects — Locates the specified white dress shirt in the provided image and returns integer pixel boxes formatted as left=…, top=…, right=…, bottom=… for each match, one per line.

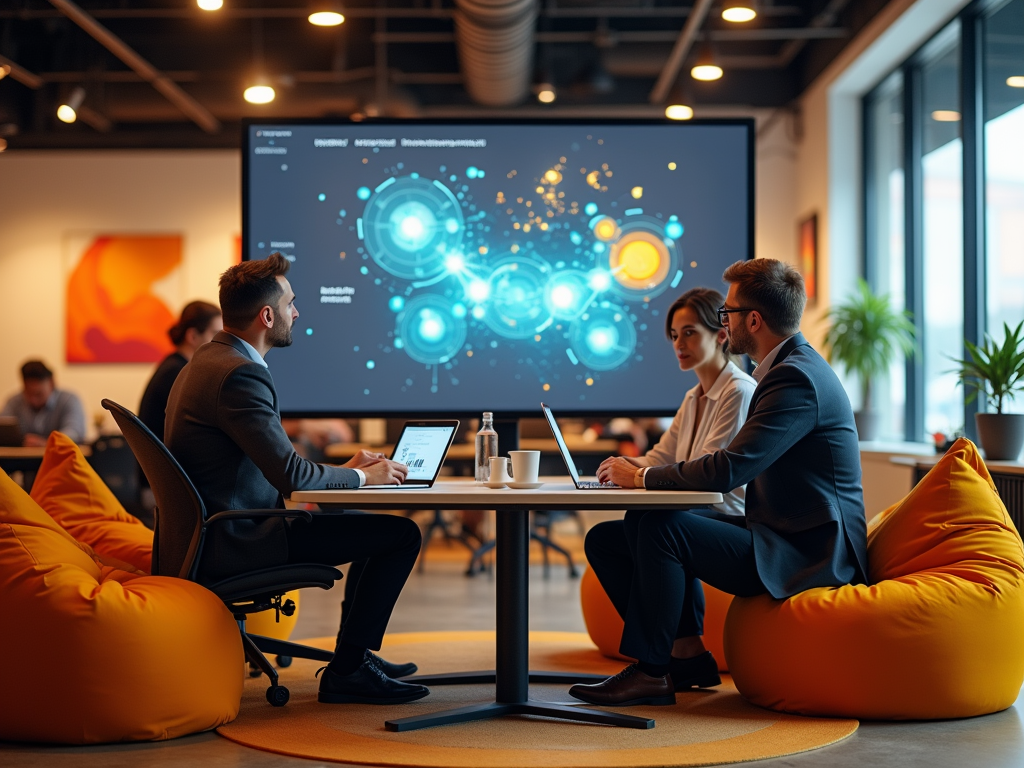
left=227, top=332, right=365, bottom=487
left=637, top=361, right=756, bottom=516
left=751, top=336, right=796, bottom=385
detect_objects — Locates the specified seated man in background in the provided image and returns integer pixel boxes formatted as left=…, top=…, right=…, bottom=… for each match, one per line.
left=1, top=360, right=86, bottom=446
left=139, top=300, right=223, bottom=443
left=165, top=253, right=428, bottom=706
left=573, top=258, right=867, bottom=707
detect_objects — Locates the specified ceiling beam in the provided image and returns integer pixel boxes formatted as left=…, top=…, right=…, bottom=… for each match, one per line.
left=777, top=0, right=855, bottom=67
left=649, top=0, right=714, bottom=105
left=46, top=0, right=220, bottom=133
left=371, top=28, right=848, bottom=45
left=0, top=54, right=44, bottom=89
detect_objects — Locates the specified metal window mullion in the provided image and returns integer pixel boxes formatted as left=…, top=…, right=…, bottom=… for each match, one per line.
left=903, top=61, right=926, bottom=443
left=863, top=91, right=877, bottom=289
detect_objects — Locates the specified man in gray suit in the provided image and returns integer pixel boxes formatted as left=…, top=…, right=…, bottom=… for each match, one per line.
left=166, top=253, right=428, bottom=706
left=572, top=258, right=867, bottom=707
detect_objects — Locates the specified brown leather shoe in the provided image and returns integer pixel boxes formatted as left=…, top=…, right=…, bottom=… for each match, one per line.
left=568, top=664, right=676, bottom=706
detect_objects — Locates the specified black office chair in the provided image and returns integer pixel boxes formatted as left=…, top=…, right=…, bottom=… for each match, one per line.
left=101, top=399, right=341, bottom=707
left=88, top=434, right=148, bottom=525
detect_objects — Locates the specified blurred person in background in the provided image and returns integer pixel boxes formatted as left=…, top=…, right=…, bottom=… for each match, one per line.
left=1, top=360, right=86, bottom=446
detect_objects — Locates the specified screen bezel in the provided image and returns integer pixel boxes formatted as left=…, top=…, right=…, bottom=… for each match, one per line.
left=390, top=419, right=461, bottom=485
left=242, top=117, right=755, bottom=419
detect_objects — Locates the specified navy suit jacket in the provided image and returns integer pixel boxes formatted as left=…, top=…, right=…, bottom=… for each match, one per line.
left=165, top=332, right=360, bottom=581
left=645, top=333, right=868, bottom=598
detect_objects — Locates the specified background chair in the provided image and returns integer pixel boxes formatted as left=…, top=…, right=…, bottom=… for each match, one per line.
left=102, top=399, right=341, bottom=707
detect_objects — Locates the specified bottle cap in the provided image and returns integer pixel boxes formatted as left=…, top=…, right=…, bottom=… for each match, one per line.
left=483, top=411, right=493, bottom=419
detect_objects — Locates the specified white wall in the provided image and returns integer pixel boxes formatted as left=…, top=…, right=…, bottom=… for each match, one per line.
left=0, top=151, right=240, bottom=437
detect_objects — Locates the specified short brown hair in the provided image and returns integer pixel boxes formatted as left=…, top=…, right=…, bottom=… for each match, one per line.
left=218, top=253, right=290, bottom=329
left=21, top=360, right=53, bottom=382
left=168, top=300, right=222, bottom=345
left=722, top=258, right=805, bottom=336
left=665, top=287, right=730, bottom=351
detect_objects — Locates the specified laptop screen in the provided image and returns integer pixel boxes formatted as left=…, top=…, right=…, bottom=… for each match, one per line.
left=392, top=423, right=458, bottom=483
left=540, top=403, right=582, bottom=484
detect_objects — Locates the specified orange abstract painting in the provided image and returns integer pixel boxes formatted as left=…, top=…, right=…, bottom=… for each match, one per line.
left=66, top=235, right=181, bottom=363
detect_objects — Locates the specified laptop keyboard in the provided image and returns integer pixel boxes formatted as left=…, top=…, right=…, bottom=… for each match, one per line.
left=578, top=480, right=621, bottom=489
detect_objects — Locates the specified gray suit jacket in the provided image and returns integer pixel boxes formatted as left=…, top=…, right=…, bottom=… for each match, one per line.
left=645, top=334, right=868, bottom=598
left=165, top=332, right=359, bottom=581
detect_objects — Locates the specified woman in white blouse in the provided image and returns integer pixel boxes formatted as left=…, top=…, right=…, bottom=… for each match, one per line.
left=613, top=287, right=755, bottom=517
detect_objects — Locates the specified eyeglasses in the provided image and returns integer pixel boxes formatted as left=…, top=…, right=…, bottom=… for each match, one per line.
left=717, top=306, right=754, bottom=325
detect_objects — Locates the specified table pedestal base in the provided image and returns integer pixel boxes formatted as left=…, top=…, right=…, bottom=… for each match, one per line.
left=404, top=670, right=606, bottom=685
left=385, top=699, right=654, bottom=732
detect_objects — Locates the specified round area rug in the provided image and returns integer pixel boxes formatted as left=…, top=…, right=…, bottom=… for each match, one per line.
left=217, top=631, right=857, bottom=767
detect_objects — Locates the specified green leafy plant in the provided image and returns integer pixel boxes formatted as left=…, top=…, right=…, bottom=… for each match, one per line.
left=949, top=320, right=1024, bottom=414
left=822, top=279, right=916, bottom=412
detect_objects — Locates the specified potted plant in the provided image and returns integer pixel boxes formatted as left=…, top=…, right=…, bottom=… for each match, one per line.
left=822, top=279, right=916, bottom=442
left=950, top=320, right=1024, bottom=461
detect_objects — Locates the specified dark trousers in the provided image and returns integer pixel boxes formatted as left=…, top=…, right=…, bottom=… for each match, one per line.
left=286, top=511, right=421, bottom=652
left=585, top=510, right=767, bottom=666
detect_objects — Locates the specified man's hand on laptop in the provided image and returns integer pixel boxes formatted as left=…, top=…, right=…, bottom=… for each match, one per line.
left=345, top=449, right=391, bottom=469
left=597, top=456, right=641, bottom=487
left=362, top=458, right=409, bottom=486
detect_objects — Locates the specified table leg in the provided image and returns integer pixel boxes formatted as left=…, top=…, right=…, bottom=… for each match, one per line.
left=385, top=508, right=655, bottom=732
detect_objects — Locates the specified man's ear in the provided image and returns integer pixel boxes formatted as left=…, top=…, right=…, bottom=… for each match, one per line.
left=260, top=305, right=275, bottom=329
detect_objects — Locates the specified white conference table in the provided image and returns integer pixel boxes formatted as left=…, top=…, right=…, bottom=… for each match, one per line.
left=291, top=477, right=722, bottom=732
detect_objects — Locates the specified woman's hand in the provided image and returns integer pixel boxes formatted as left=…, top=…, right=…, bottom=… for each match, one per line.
left=597, top=456, right=641, bottom=487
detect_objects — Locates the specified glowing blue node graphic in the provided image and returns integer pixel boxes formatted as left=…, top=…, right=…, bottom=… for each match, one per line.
left=357, top=187, right=371, bottom=200
left=570, top=303, right=637, bottom=371
left=360, top=175, right=465, bottom=280
left=665, top=220, right=684, bottom=240
left=543, top=270, right=592, bottom=320
left=485, top=257, right=553, bottom=339
left=584, top=202, right=598, bottom=216
left=388, top=295, right=405, bottom=312
left=395, top=294, right=467, bottom=365
left=468, top=279, right=490, bottom=303
left=318, top=193, right=326, bottom=201
left=588, top=270, right=612, bottom=292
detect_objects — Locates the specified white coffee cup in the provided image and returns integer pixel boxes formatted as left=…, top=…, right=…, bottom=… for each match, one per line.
left=509, top=450, right=541, bottom=484
left=488, top=456, right=512, bottom=484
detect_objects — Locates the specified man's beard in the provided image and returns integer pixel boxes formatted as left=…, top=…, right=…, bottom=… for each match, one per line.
left=726, top=323, right=754, bottom=357
left=268, top=307, right=293, bottom=348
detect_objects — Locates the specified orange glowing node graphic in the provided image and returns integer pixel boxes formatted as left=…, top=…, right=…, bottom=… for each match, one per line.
left=608, top=231, right=671, bottom=292
left=618, top=240, right=660, bottom=281
left=592, top=216, right=620, bottom=242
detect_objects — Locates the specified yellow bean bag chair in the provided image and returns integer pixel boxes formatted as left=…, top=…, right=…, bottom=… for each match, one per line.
left=724, top=438, right=1024, bottom=719
left=0, top=469, right=243, bottom=744
left=581, top=565, right=734, bottom=672
left=31, top=432, right=153, bottom=573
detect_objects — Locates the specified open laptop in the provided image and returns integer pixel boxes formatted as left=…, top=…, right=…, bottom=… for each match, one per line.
left=0, top=417, right=23, bottom=447
left=360, top=419, right=460, bottom=488
left=540, top=403, right=621, bottom=490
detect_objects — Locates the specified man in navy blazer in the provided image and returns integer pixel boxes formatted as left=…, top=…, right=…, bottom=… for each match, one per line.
left=166, top=253, right=429, bottom=706
left=572, top=258, right=867, bottom=707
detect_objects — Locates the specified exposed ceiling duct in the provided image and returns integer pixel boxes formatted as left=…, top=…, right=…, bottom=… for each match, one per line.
left=453, top=0, right=538, bottom=107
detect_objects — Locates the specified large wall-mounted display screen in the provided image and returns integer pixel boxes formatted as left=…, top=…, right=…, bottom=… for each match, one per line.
left=243, top=120, right=753, bottom=416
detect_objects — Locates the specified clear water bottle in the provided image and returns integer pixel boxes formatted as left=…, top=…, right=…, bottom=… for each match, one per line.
left=475, top=412, right=499, bottom=482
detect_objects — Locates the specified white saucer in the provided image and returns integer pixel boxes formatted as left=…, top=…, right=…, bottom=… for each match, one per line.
left=484, top=481, right=508, bottom=489
left=507, top=481, right=544, bottom=490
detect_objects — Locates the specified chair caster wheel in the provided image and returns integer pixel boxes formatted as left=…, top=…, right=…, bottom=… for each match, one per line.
left=248, top=663, right=263, bottom=678
left=276, top=655, right=293, bottom=668
left=266, top=685, right=290, bottom=707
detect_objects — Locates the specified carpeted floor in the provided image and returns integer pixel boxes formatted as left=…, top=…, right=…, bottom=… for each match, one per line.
left=218, top=631, right=857, bottom=767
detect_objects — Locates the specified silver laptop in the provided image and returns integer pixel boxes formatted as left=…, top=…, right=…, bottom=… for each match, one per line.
left=360, top=419, right=460, bottom=489
left=540, top=403, right=621, bottom=490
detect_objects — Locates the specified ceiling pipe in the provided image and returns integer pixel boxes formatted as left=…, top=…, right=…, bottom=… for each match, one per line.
left=47, top=0, right=220, bottom=133
left=453, top=0, right=538, bottom=107
left=649, top=0, right=714, bottom=105
left=0, top=54, right=44, bottom=89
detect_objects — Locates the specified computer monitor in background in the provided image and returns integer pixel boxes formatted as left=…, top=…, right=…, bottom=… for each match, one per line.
left=243, top=119, right=753, bottom=417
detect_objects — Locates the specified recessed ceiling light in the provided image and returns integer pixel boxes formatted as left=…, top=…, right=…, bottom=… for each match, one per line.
left=665, top=104, right=694, bottom=120
left=57, top=87, right=86, bottom=123
left=931, top=110, right=961, bottom=122
left=691, top=64, right=723, bottom=81
left=197, top=0, right=223, bottom=10
left=1008, top=76, right=1024, bottom=88
left=308, top=11, right=345, bottom=26
left=537, top=85, right=556, bottom=104
left=0, top=138, right=7, bottom=152
left=244, top=84, right=276, bottom=104
left=722, top=3, right=756, bottom=22
left=0, top=64, right=10, bottom=81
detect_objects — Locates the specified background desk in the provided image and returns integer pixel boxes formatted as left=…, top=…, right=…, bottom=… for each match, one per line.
left=0, top=445, right=91, bottom=475
left=292, top=478, right=721, bottom=732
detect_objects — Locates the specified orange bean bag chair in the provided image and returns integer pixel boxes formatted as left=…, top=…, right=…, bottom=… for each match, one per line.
left=31, top=432, right=153, bottom=573
left=581, top=564, right=734, bottom=672
left=724, top=438, right=1024, bottom=719
left=0, top=469, right=243, bottom=744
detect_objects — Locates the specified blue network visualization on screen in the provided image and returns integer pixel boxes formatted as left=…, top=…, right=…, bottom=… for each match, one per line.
left=244, top=121, right=752, bottom=416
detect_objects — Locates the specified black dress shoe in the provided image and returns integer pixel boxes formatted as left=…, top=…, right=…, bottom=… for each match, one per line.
left=317, top=661, right=429, bottom=705
left=669, top=651, right=721, bottom=690
left=568, top=664, right=676, bottom=706
left=367, top=650, right=418, bottom=679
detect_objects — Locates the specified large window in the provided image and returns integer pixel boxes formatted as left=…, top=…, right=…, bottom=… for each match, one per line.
left=864, top=0, right=1024, bottom=440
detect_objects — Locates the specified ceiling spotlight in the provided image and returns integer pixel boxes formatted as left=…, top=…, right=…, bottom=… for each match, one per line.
left=0, top=137, right=7, bottom=152
left=537, top=84, right=556, bottom=104
left=0, top=64, right=10, bottom=81
left=722, top=2, right=756, bottom=22
left=691, top=43, right=722, bottom=81
left=244, top=84, right=276, bottom=104
left=309, top=10, right=345, bottom=25
left=57, top=87, right=86, bottom=124
left=931, top=109, right=961, bottom=122
left=1008, top=76, right=1024, bottom=88
left=197, top=0, right=223, bottom=10
left=665, top=104, right=694, bottom=120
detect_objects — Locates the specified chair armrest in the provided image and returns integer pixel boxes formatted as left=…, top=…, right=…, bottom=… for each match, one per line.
left=204, top=508, right=313, bottom=528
